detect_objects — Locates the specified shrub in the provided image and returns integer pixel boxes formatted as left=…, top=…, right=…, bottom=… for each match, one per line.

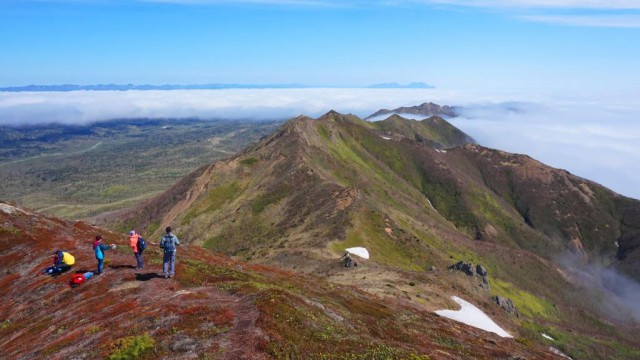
left=240, top=157, right=258, bottom=165
left=108, top=333, right=155, bottom=360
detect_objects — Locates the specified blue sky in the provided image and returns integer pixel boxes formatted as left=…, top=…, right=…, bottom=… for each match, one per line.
left=1, top=0, right=639, bottom=91
left=1, top=1, right=640, bottom=199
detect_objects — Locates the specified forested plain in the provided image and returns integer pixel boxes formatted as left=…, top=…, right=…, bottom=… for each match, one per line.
left=0, top=118, right=282, bottom=219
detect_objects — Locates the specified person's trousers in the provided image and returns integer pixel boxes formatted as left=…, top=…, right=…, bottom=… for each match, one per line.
left=135, top=252, right=143, bottom=269
left=97, top=258, right=104, bottom=274
left=163, top=251, right=176, bottom=277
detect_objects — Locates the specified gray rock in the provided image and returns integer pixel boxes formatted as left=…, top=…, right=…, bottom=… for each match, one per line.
left=480, top=276, right=490, bottom=291
left=493, top=296, right=518, bottom=317
left=476, top=264, right=488, bottom=277
left=448, top=261, right=475, bottom=276
left=169, top=334, right=201, bottom=352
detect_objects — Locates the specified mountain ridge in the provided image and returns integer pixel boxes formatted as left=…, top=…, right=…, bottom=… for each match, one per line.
left=104, top=111, right=640, bottom=360
left=6, top=110, right=639, bottom=358
left=365, top=102, right=459, bottom=120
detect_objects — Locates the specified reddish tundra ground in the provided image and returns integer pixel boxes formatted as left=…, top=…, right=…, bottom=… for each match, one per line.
left=0, top=201, right=562, bottom=359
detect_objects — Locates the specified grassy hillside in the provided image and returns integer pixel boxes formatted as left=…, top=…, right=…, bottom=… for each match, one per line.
left=1, top=200, right=568, bottom=359
left=113, top=112, right=640, bottom=359
left=0, top=118, right=281, bottom=220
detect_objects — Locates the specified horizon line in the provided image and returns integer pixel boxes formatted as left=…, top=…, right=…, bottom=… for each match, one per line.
left=0, top=82, right=435, bottom=92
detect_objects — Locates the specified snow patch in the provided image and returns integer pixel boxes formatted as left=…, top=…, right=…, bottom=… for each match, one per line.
left=542, top=333, right=554, bottom=340
left=549, top=346, right=573, bottom=359
left=380, top=135, right=392, bottom=140
left=435, top=296, right=512, bottom=338
left=345, top=247, right=370, bottom=259
left=435, top=149, right=447, bottom=153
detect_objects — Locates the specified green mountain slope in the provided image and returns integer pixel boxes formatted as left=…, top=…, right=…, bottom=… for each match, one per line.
left=371, top=115, right=475, bottom=149
left=112, top=111, right=640, bottom=359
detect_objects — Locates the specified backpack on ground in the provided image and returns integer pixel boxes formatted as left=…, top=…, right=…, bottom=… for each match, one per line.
left=70, top=274, right=86, bottom=287
left=137, top=237, right=147, bottom=253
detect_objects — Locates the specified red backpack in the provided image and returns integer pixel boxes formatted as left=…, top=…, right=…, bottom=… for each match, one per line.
left=70, top=274, right=86, bottom=287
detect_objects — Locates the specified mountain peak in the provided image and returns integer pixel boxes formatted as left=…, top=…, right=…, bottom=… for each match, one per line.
left=365, top=101, right=458, bottom=120
left=317, top=109, right=343, bottom=120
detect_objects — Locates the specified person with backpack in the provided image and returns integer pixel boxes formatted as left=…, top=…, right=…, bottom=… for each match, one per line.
left=159, top=226, right=179, bottom=279
left=43, top=250, right=75, bottom=275
left=129, top=230, right=146, bottom=270
left=93, top=235, right=114, bottom=276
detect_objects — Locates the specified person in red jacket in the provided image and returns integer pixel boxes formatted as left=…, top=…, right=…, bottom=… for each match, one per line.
left=129, top=230, right=143, bottom=270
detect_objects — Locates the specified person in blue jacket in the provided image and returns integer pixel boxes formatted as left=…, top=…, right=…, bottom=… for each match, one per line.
left=93, top=235, right=114, bottom=275
left=160, top=227, right=180, bottom=279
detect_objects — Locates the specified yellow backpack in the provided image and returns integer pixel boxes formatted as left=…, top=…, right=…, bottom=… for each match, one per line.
left=62, top=252, right=75, bottom=266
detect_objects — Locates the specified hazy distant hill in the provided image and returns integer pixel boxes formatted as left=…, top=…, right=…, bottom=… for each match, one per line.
left=365, top=102, right=458, bottom=120
left=0, top=82, right=433, bottom=92
left=367, top=82, right=434, bottom=89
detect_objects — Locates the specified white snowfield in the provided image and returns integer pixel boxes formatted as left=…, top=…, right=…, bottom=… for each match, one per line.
left=345, top=247, right=370, bottom=259
left=435, top=296, right=512, bottom=338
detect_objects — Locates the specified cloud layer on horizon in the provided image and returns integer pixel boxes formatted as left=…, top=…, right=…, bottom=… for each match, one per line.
left=0, top=88, right=639, bottom=200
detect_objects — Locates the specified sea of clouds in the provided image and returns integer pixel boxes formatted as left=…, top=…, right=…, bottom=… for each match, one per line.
left=0, top=88, right=638, bottom=200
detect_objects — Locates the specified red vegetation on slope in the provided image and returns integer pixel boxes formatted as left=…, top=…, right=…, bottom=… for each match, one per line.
left=0, top=201, right=562, bottom=359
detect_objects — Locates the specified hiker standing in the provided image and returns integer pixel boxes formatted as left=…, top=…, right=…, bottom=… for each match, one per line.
left=159, top=226, right=179, bottom=279
left=93, top=235, right=113, bottom=276
left=129, top=230, right=143, bottom=270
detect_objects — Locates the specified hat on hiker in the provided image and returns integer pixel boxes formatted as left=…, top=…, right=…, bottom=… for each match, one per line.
left=129, top=230, right=135, bottom=236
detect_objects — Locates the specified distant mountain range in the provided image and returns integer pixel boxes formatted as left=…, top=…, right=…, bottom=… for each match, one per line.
left=0, top=82, right=434, bottom=92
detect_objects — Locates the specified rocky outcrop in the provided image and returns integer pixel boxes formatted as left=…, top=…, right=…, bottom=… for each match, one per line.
left=448, top=261, right=490, bottom=291
left=449, top=261, right=490, bottom=290
left=449, top=261, right=476, bottom=276
left=493, top=296, right=518, bottom=317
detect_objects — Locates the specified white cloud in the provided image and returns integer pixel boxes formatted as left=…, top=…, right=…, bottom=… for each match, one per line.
left=138, top=0, right=339, bottom=5
left=522, top=14, right=640, bottom=28
left=129, top=0, right=640, bottom=9
left=0, top=88, right=442, bottom=125
left=1, top=88, right=639, bottom=200
left=424, top=0, right=640, bottom=10
left=16, top=0, right=640, bottom=10
left=446, top=92, right=640, bottom=200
